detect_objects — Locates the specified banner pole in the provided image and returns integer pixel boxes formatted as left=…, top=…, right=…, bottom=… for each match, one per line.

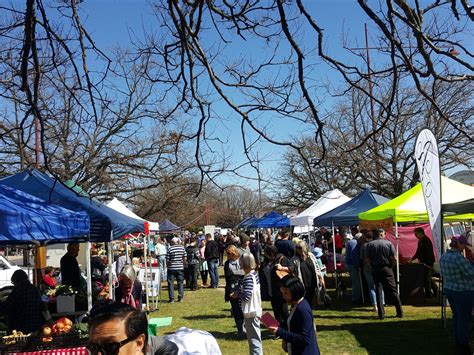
left=86, top=241, right=93, bottom=310
left=395, top=222, right=400, bottom=294
left=332, top=221, right=337, bottom=289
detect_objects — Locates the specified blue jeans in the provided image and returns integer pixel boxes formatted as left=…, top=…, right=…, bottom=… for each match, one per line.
left=167, top=269, right=184, bottom=301
left=158, top=255, right=167, bottom=281
left=348, top=265, right=362, bottom=303
left=445, top=288, right=474, bottom=350
left=244, top=316, right=262, bottom=355
left=208, top=259, right=219, bottom=288
left=364, top=268, right=384, bottom=306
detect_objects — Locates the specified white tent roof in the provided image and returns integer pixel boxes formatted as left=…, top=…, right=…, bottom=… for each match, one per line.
left=290, top=189, right=351, bottom=226
left=107, top=198, right=159, bottom=231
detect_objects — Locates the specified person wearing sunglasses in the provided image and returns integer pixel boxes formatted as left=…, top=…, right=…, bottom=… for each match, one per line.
left=88, top=301, right=178, bottom=355
left=88, top=301, right=147, bottom=354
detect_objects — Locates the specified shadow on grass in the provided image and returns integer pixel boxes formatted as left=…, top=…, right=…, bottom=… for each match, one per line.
left=183, top=314, right=228, bottom=320
left=208, top=330, right=245, bottom=340
left=316, top=318, right=454, bottom=355
left=315, top=314, right=377, bottom=320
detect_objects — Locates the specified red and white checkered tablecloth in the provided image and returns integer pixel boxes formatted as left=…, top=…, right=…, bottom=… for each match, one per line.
left=8, top=347, right=87, bottom=355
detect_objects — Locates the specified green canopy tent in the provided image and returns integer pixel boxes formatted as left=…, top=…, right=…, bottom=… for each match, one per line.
left=359, top=176, right=474, bottom=223
left=359, top=176, right=474, bottom=291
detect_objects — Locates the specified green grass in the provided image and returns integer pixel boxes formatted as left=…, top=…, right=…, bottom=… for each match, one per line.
left=149, top=273, right=456, bottom=355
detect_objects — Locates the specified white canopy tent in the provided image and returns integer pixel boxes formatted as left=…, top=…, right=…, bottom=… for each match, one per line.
left=293, top=225, right=315, bottom=234
left=290, top=189, right=351, bottom=226
left=106, top=197, right=160, bottom=310
left=107, top=197, right=159, bottom=231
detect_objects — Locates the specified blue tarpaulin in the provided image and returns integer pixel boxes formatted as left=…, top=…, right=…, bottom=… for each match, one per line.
left=0, top=169, right=144, bottom=242
left=159, top=219, right=180, bottom=233
left=313, top=188, right=389, bottom=227
left=237, top=216, right=257, bottom=228
left=0, top=184, right=89, bottom=245
left=248, top=211, right=290, bottom=228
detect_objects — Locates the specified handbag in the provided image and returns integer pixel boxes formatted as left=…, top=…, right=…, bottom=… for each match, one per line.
left=275, top=269, right=291, bottom=279
left=320, top=285, right=332, bottom=307
left=241, top=272, right=262, bottom=319
left=275, top=256, right=292, bottom=279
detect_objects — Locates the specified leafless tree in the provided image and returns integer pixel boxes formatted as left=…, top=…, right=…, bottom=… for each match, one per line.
left=274, top=78, right=473, bottom=208
left=140, top=0, right=473, bottom=187
left=0, top=0, right=472, bottom=202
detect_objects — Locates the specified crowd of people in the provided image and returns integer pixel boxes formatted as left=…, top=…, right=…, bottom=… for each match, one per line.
left=0, top=225, right=472, bottom=355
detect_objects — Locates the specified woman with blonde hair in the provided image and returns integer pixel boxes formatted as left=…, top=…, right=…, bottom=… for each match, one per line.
left=115, top=265, right=142, bottom=309
left=224, top=245, right=245, bottom=337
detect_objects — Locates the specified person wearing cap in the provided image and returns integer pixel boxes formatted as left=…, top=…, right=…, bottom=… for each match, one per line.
left=167, top=237, right=186, bottom=302
left=440, top=235, right=474, bottom=354
left=238, top=233, right=251, bottom=256
left=312, top=247, right=326, bottom=277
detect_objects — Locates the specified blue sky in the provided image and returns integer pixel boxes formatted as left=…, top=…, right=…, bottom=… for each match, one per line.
left=6, top=0, right=463, bottom=192
left=72, top=1, right=383, bottom=189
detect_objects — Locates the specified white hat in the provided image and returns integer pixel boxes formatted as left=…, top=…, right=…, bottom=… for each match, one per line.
left=171, top=237, right=180, bottom=244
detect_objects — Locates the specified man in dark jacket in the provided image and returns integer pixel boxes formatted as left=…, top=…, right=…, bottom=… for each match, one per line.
left=60, top=243, right=81, bottom=290
left=204, top=233, right=220, bottom=288
left=364, top=228, right=403, bottom=319
left=411, top=227, right=437, bottom=297
left=275, top=232, right=295, bottom=259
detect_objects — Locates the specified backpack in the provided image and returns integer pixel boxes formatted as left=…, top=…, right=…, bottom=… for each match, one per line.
left=186, top=247, right=199, bottom=265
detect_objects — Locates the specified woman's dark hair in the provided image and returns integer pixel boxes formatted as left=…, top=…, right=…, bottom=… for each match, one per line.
left=280, top=276, right=305, bottom=301
left=44, top=266, right=54, bottom=275
left=11, top=269, right=29, bottom=284
left=264, top=245, right=278, bottom=260
left=88, top=300, right=148, bottom=353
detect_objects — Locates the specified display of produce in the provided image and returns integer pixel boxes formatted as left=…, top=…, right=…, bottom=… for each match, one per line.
left=0, top=318, right=88, bottom=353
left=45, top=285, right=75, bottom=298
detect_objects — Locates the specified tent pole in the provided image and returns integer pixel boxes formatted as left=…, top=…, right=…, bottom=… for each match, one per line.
left=148, top=234, right=154, bottom=310
left=332, top=222, right=337, bottom=288
left=441, top=215, right=448, bottom=326
left=108, top=233, right=114, bottom=300
left=143, top=233, right=150, bottom=311
left=125, top=239, right=129, bottom=266
left=395, top=222, right=400, bottom=294
left=86, top=241, right=93, bottom=310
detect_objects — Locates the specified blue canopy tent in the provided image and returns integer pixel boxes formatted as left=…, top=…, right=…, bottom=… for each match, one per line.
left=0, top=184, right=89, bottom=245
left=0, top=169, right=144, bottom=242
left=159, top=219, right=181, bottom=233
left=313, top=188, right=389, bottom=226
left=249, top=211, right=290, bottom=228
left=237, top=216, right=257, bottom=228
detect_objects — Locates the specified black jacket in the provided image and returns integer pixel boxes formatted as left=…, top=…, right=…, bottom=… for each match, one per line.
left=60, top=252, right=81, bottom=290
left=204, top=240, right=219, bottom=261
left=412, top=236, right=435, bottom=266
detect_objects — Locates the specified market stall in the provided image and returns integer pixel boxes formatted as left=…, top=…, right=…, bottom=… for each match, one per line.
left=359, top=176, right=474, bottom=293
left=0, top=169, right=147, bottom=305
left=0, top=185, right=91, bottom=353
